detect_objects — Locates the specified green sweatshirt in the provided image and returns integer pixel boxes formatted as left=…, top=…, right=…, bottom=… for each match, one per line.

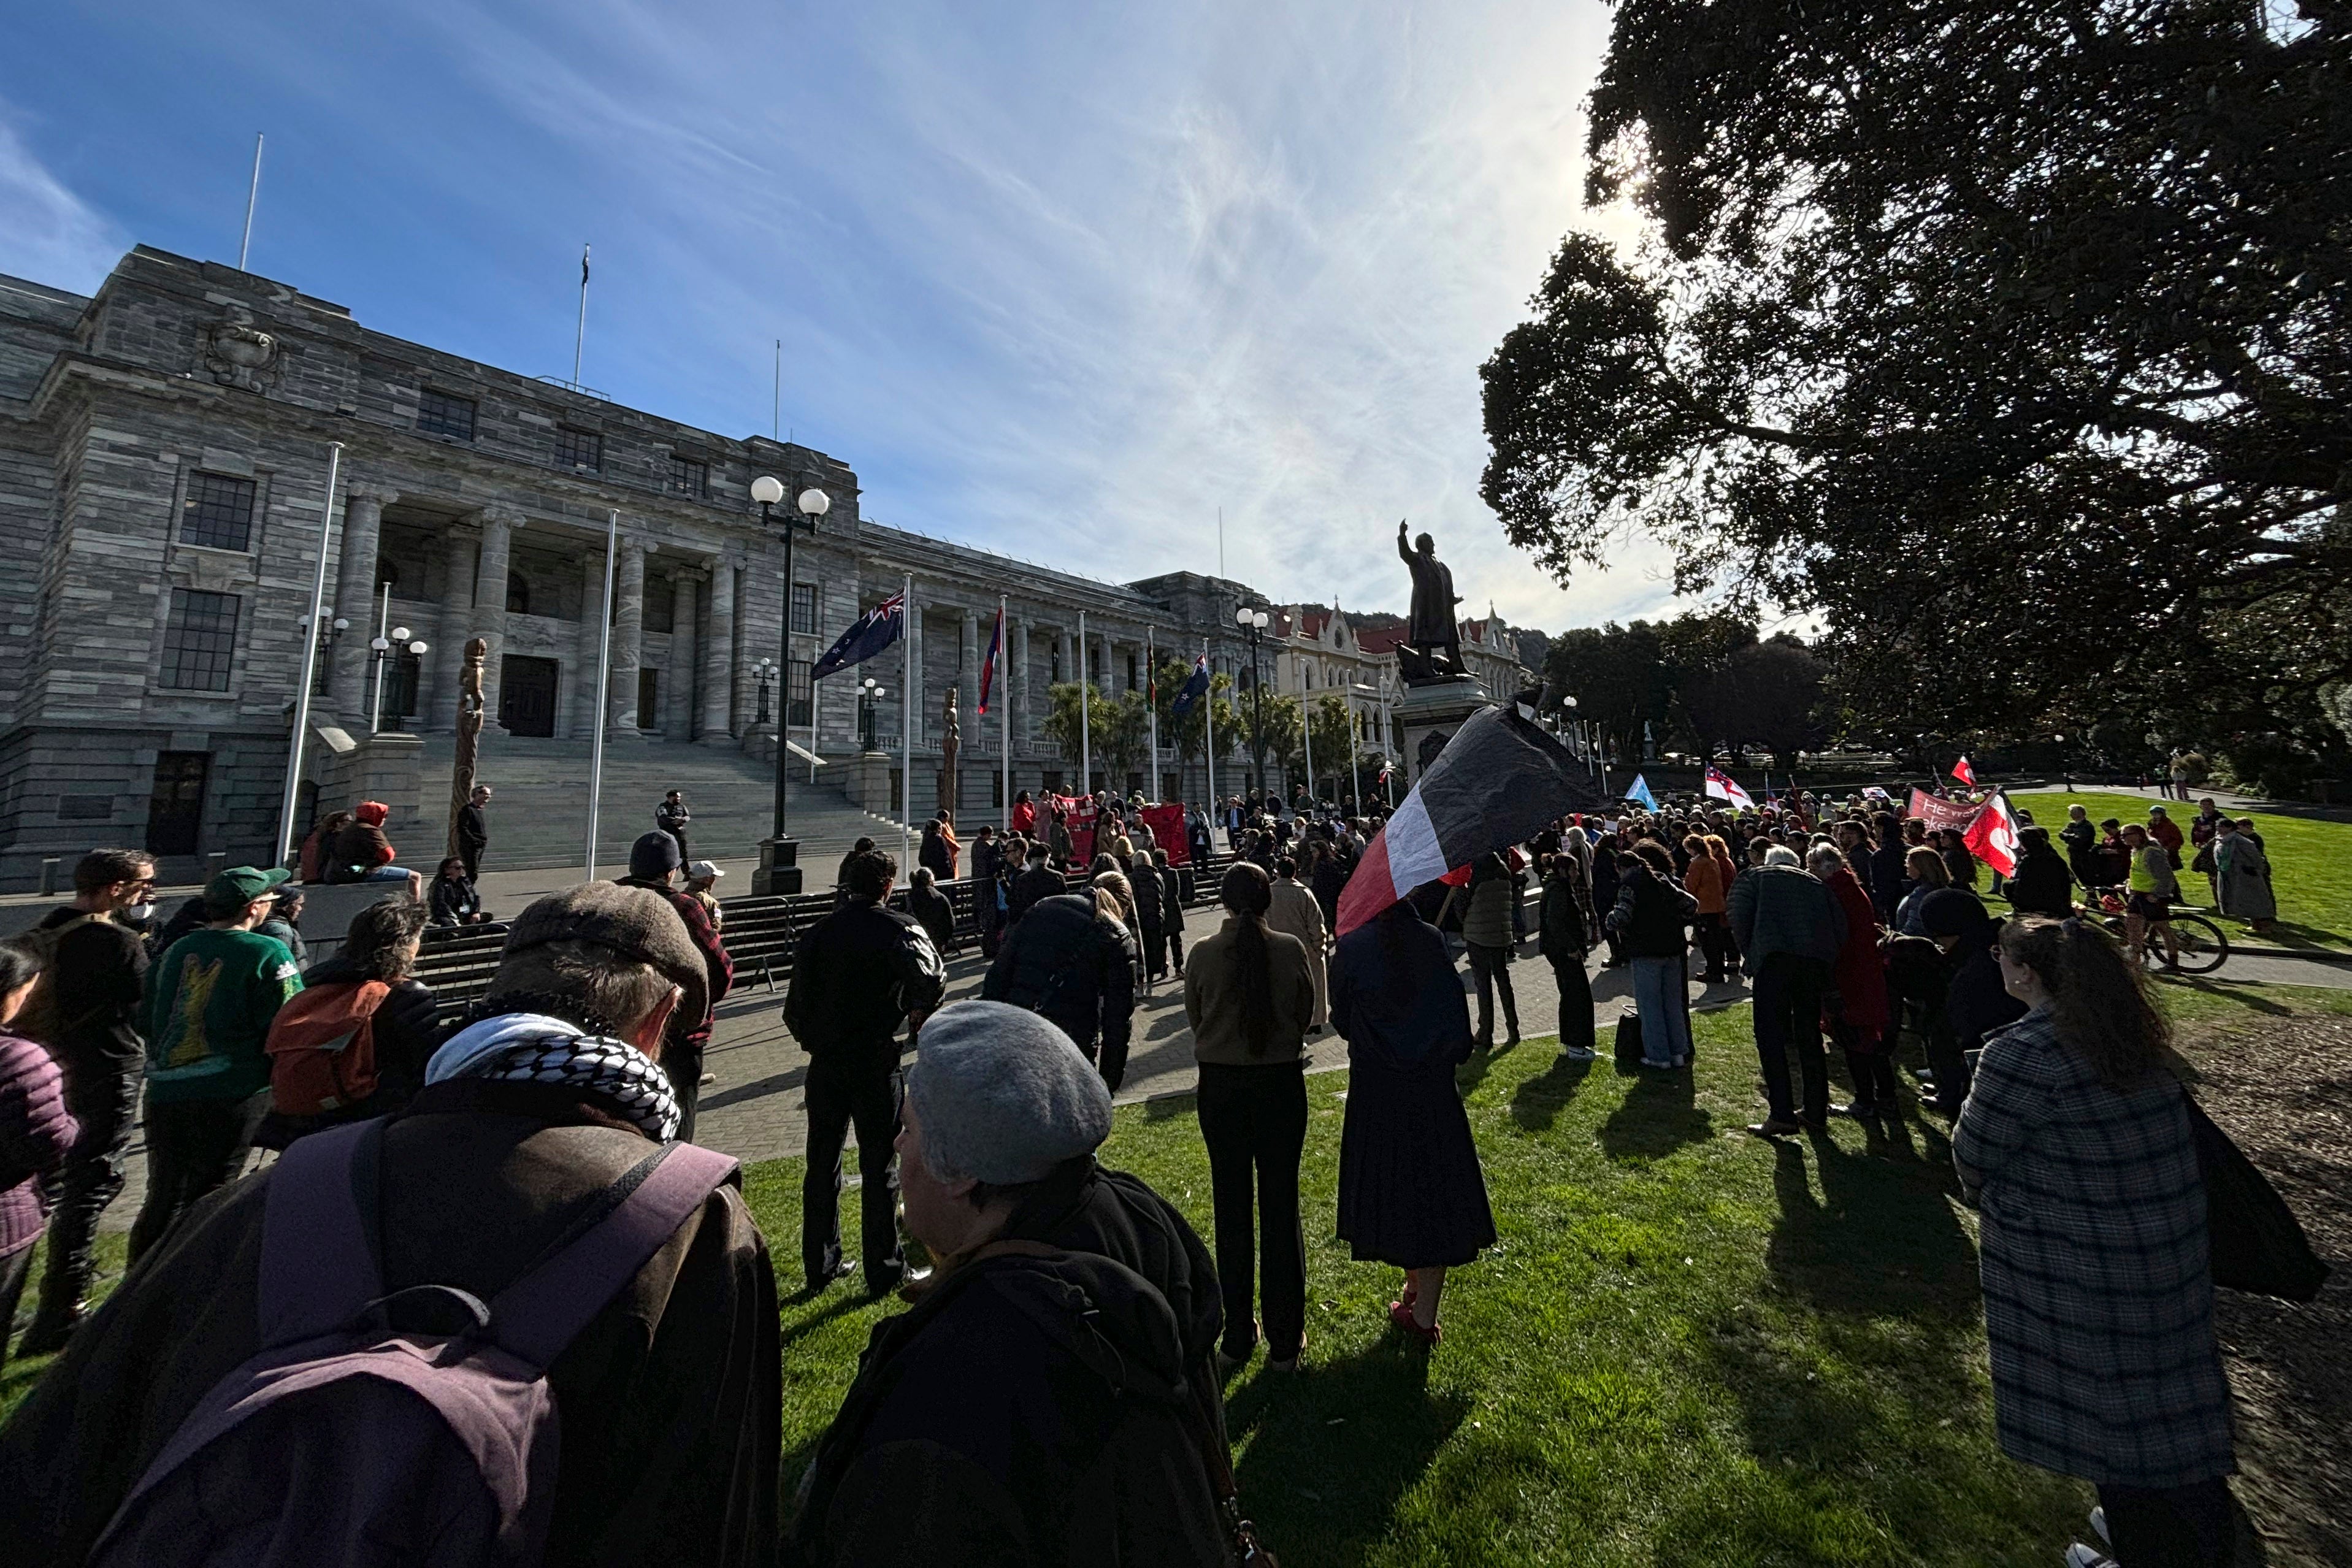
left=144, top=927, right=304, bottom=1104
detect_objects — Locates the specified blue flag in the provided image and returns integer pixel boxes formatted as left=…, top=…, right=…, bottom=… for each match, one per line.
left=1626, top=773, right=1658, bottom=809
left=811, top=590, right=904, bottom=681
left=1170, top=652, right=1211, bottom=718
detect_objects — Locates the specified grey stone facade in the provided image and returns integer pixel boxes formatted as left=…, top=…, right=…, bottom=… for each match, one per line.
left=0, top=246, right=1527, bottom=889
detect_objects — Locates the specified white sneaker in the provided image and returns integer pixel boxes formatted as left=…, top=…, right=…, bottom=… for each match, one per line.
left=2088, top=1506, right=2109, bottom=1547
left=2066, top=1543, right=2116, bottom=1568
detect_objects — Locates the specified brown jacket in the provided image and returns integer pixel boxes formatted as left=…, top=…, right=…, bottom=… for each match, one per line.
left=0, top=1080, right=783, bottom=1568
left=1182, top=917, right=1317, bottom=1066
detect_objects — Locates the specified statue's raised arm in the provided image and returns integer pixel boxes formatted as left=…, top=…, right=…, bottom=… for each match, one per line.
left=1396, top=521, right=1465, bottom=683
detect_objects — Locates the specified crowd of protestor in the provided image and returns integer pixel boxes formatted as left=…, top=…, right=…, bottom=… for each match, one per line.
left=0, top=763, right=2291, bottom=1566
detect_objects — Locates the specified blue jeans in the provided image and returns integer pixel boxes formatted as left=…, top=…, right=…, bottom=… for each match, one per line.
left=357, top=864, right=412, bottom=882
left=1629, top=956, right=1690, bottom=1064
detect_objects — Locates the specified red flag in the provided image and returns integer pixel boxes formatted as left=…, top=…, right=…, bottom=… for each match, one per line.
left=1950, top=755, right=1977, bottom=787
left=976, top=607, right=1003, bottom=715
left=1963, top=792, right=2021, bottom=877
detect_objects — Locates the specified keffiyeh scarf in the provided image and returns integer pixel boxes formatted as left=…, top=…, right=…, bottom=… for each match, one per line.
left=425, top=1011, right=682, bottom=1141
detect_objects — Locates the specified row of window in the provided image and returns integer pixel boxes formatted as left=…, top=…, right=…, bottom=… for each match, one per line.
left=417, top=388, right=711, bottom=496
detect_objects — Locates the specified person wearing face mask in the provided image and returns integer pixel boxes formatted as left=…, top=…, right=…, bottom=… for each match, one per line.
left=15, top=849, right=155, bottom=1358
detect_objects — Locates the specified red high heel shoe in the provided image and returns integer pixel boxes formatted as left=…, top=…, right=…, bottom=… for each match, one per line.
left=1387, top=1299, right=1441, bottom=1345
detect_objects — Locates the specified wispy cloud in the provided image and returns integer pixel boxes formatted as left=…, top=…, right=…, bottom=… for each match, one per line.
left=0, top=107, right=129, bottom=295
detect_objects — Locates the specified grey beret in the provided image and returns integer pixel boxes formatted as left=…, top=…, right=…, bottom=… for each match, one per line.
left=906, top=1001, right=1113, bottom=1185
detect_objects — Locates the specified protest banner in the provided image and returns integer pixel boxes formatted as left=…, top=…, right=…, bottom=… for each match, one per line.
left=1141, top=803, right=1188, bottom=865
left=1907, top=789, right=1981, bottom=835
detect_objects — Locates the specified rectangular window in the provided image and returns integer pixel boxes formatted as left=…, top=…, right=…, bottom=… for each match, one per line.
left=787, top=657, right=813, bottom=726
left=990, top=771, right=1005, bottom=808
left=160, top=589, right=239, bottom=691
left=416, top=388, right=477, bottom=440
left=1125, top=651, right=1138, bottom=691
left=669, top=454, right=708, bottom=496
left=146, top=752, right=209, bottom=857
left=555, top=426, right=602, bottom=470
left=791, top=583, right=818, bottom=637
left=180, top=472, right=256, bottom=552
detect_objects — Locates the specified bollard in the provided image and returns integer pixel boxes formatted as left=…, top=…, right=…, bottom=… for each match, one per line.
left=39, top=857, right=61, bottom=897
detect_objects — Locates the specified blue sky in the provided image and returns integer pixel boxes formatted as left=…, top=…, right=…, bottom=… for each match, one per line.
left=0, top=1, right=1679, bottom=632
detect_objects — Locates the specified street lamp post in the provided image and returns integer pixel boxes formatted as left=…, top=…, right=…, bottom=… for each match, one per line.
left=751, top=657, right=776, bottom=728
left=1233, top=605, right=1270, bottom=797
left=751, top=475, right=829, bottom=893
left=859, top=675, right=886, bottom=752
left=294, top=614, right=351, bottom=697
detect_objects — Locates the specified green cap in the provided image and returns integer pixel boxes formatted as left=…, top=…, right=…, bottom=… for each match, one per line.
left=203, top=865, right=293, bottom=917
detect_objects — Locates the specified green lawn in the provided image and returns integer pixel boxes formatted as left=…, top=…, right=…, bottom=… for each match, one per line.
left=13, top=981, right=2348, bottom=1564
left=2009, top=789, right=2351, bottom=951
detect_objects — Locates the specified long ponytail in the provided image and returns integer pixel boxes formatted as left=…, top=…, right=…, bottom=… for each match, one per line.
left=1220, top=862, right=1277, bottom=1055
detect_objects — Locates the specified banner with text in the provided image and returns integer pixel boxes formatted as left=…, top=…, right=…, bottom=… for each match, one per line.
left=1907, top=789, right=1982, bottom=835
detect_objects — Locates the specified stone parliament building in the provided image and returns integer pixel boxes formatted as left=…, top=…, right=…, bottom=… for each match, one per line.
left=0, top=247, right=1527, bottom=889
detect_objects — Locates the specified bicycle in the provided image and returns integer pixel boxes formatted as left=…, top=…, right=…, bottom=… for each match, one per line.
left=2085, top=888, right=2229, bottom=976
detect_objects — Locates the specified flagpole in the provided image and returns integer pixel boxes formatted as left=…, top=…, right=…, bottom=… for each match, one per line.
left=573, top=245, right=591, bottom=389
left=901, top=573, right=914, bottom=871
left=1203, top=638, right=1215, bottom=837
left=238, top=132, right=264, bottom=271
left=1147, top=625, right=1159, bottom=803
left=1000, top=595, right=1011, bottom=835
left=275, top=440, right=341, bottom=868
left=586, top=508, right=618, bottom=879
left=1078, top=611, right=1090, bottom=796
left=1300, top=689, right=1314, bottom=811
left=1349, top=701, right=1363, bottom=813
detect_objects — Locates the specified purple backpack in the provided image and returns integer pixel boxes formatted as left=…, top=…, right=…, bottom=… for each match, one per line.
left=91, top=1119, right=738, bottom=1567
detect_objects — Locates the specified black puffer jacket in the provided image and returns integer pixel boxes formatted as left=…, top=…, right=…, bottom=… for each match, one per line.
left=1007, top=864, right=1067, bottom=925
left=785, top=899, right=947, bottom=1051
left=981, top=894, right=1134, bottom=1054
left=784, top=1246, right=1225, bottom=1567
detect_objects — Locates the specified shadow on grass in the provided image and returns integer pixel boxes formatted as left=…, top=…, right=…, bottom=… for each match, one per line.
left=1507, top=1050, right=1594, bottom=1132
left=1597, top=1068, right=1713, bottom=1161
left=1144, top=1091, right=1198, bottom=1122
left=1764, top=1138, right=1977, bottom=1323
left=2168, top=976, right=2296, bottom=1017
left=1228, top=1336, right=1468, bottom=1561
left=1455, top=1036, right=1525, bottom=1098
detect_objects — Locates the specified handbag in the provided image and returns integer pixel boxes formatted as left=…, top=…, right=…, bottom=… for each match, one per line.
left=2185, top=1092, right=2329, bottom=1302
left=1613, top=1009, right=1644, bottom=1069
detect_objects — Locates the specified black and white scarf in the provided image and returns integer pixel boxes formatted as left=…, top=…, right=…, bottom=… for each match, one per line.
left=425, top=1012, right=682, bottom=1141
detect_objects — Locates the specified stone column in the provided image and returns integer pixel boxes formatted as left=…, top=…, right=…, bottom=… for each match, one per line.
left=427, top=526, right=477, bottom=731
left=958, top=609, right=980, bottom=757
left=668, top=573, right=697, bottom=740
left=700, top=558, right=735, bottom=742
left=329, top=483, right=398, bottom=713
left=571, top=543, right=607, bottom=740
left=473, top=507, right=516, bottom=728
left=607, top=538, right=645, bottom=733
left=1013, top=613, right=1032, bottom=745
left=1055, top=627, right=1073, bottom=688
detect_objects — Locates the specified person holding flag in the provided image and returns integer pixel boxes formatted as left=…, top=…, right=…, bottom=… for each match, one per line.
left=1624, top=774, right=1659, bottom=813
left=1950, top=755, right=1978, bottom=789
left=1704, top=766, right=1756, bottom=812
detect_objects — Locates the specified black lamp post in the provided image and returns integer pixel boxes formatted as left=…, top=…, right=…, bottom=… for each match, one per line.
left=751, top=657, right=776, bottom=727
left=859, top=675, right=886, bottom=752
left=751, top=475, right=830, bottom=894
left=1233, top=605, right=1270, bottom=796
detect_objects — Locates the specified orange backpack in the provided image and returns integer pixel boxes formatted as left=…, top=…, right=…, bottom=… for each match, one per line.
left=264, top=981, right=392, bottom=1116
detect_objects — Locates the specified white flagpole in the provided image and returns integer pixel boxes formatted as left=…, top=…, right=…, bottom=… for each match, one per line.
left=1147, top=624, right=1159, bottom=803
left=1202, top=638, right=1215, bottom=842
left=1078, top=611, right=1090, bottom=797
left=585, top=509, right=618, bottom=879
left=239, top=133, right=264, bottom=271
left=275, top=440, right=341, bottom=867
left=901, top=574, right=914, bottom=871
left=573, top=245, right=591, bottom=389
left=1000, top=595, right=1011, bottom=834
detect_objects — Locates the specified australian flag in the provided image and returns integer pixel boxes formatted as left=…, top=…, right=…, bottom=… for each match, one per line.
left=1170, top=652, right=1211, bottom=718
left=811, top=590, right=904, bottom=681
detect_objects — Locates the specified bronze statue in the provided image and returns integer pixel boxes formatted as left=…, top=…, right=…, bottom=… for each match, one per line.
left=445, top=637, right=488, bottom=859
left=1396, top=519, right=1463, bottom=683
left=940, top=686, right=961, bottom=821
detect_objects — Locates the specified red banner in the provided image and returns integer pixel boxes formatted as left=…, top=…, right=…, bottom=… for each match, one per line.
left=1141, top=803, right=1189, bottom=865
left=1907, top=789, right=1980, bottom=835
left=1048, top=794, right=1098, bottom=865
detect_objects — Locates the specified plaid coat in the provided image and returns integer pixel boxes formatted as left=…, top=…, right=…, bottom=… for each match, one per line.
left=1953, top=1008, right=2234, bottom=1486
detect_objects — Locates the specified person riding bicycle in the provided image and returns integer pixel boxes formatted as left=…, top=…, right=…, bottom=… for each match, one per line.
left=2120, top=822, right=2180, bottom=968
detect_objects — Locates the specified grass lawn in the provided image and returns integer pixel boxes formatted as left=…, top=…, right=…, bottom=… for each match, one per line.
left=12, top=980, right=2347, bottom=1564
left=2009, top=789, right=2351, bottom=951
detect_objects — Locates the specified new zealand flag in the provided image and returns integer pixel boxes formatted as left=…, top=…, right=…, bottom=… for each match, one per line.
left=1170, top=652, right=1211, bottom=718
left=811, top=591, right=905, bottom=681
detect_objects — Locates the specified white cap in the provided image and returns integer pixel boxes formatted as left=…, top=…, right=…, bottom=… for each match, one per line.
left=686, top=860, right=724, bottom=880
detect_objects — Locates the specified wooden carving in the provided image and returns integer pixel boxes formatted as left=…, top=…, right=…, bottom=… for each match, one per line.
left=446, top=637, right=488, bottom=858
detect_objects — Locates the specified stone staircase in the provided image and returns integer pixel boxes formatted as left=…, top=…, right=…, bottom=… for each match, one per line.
left=407, top=734, right=909, bottom=875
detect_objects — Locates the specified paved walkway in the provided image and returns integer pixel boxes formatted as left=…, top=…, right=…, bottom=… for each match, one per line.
left=88, top=939, right=2352, bottom=1233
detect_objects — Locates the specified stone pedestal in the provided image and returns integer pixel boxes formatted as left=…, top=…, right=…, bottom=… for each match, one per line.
left=1393, top=675, right=1490, bottom=786
left=305, top=724, right=426, bottom=828
left=751, top=834, right=803, bottom=895
left=740, top=724, right=779, bottom=765
left=846, top=751, right=894, bottom=815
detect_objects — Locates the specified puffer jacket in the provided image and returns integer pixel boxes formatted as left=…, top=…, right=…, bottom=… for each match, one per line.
left=0, top=1029, right=77, bottom=1258
left=982, top=894, right=1135, bottom=1055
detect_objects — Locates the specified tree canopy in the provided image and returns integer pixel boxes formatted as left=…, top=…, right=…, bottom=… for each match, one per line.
left=1483, top=1, right=2351, bottom=786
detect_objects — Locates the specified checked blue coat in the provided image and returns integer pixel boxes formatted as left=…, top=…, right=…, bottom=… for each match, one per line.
left=1953, top=1008, right=2235, bottom=1488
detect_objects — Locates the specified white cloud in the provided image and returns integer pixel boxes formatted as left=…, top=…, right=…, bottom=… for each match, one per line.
left=0, top=109, right=128, bottom=295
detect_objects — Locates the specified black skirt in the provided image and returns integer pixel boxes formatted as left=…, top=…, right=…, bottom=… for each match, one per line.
left=1335, top=1056, right=1496, bottom=1268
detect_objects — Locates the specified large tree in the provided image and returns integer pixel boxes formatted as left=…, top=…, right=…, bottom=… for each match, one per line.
left=1483, top=1, right=2352, bottom=786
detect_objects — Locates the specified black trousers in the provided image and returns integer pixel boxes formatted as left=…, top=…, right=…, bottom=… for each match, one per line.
left=1750, top=954, right=1829, bottom=1123
left=1550, top=954, right=1595, bottom=1055
left=1834, top=1023, right=1901, bottom=1107
left=665, top=827, right=691, bottom=865
left=1694, top=913, right=1731, bottom=979
left=1140, top=924, right=1165, bottom=979
left=1162, top=930, right=1186, bottom=976
left=801, top=1041, right=903, bottom=1288
left=127, top=1089, right=272, bottom=1266
left=2100, top=1478, right=2234, bottom=1568
left=0, top=1244, right=34, bottom=1365
left=662, top=1038, right=706, bottom=1145
left=459, top=841, right=483, bottom=881
left=1197, top=1061, right=1308, bottom=1361
left=1465, top=943, right=1519, bottom=1041
left=27, top=1057, right=140, bottom=1335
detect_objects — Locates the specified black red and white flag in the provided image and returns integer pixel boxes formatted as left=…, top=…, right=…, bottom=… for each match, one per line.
left=977, top=606, right=1004, bottom=714
left=1336, top=702, right=1604, bottom=936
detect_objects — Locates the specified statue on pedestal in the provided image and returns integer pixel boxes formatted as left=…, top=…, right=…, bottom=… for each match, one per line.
left=1395, top=519, right=1465, bottom=685
left=445, top=637, right=488, bottom=858
left=940, top=687, right=961, bottom=820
